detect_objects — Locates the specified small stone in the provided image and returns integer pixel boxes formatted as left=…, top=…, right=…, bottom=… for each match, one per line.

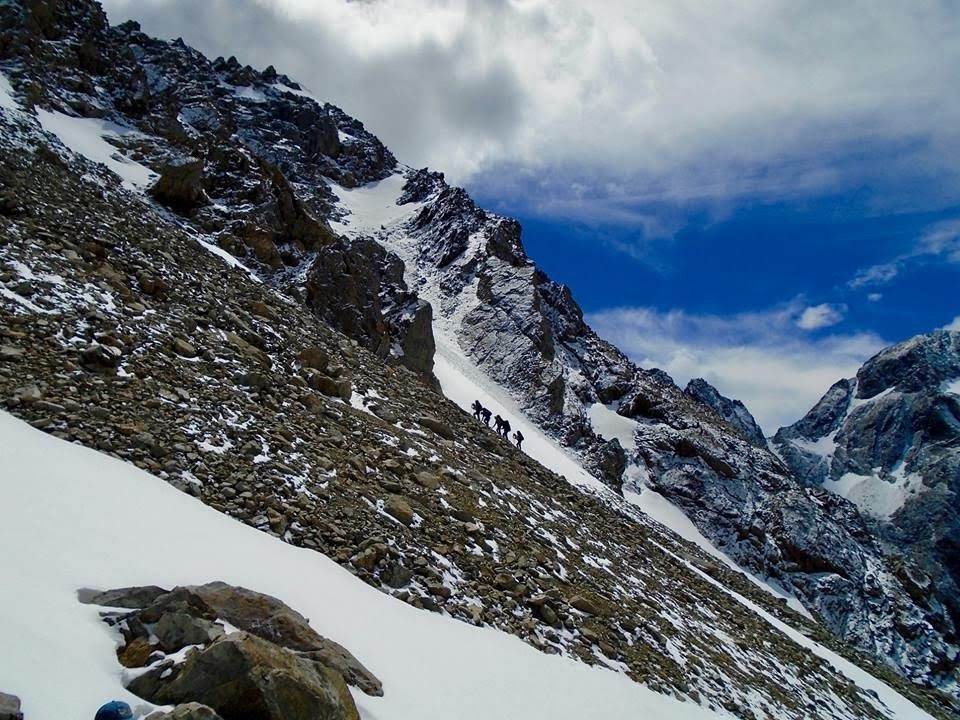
left=118, top=636, right=153, bottom=667
left=0, top=345, right=23, bottom=362
left=173, top=338, right=197, bottom=358
left=384, top=495, right=414, bottom=526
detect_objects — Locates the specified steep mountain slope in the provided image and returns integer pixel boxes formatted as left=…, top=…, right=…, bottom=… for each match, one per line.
left=0, top=0, right=955, bottom=714
left=331, top=168, right=959, bottom=696
left=1, top=60, right=935, bottom=720
left=774, top=331, right=960, bottom=685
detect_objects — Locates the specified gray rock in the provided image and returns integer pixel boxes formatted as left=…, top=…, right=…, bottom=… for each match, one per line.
left=78, top=585, right=170, bottom=608
left=155, top=612, right=224, bottom=652
left=297, top=638, right=383, bottom=697
left=186, top=582, right=323, bottom=652
left=133, top=632, right=360, bottom=720
left=0, top=692, right=22, bottom=720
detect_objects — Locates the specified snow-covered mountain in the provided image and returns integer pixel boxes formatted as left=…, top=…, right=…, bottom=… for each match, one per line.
left=0, top=0, right=956, bottom=717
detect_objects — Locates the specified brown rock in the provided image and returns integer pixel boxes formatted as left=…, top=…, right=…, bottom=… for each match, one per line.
left=385, top=495, right=414, bottom=526
left=118, top=636, right=153, bottom=668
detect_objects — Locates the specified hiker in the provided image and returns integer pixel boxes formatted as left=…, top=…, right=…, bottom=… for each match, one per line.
left=494, top=414, right=504, bottom=434
left=95, top=701, right=133, bottom=720
left=502, top=418, right=511, bottom=439
left=481, top=407, right=492, bottom=426
left=514, top=430, right=524, bottom=450
left=471, top=399, right=483, bottom=420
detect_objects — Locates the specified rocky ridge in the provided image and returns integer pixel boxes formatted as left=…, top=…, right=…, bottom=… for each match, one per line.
left=0, top=0, right=956, bottom=715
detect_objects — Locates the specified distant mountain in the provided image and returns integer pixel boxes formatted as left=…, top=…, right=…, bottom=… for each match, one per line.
left=683, top=378, right=768, bottom=446
left=774, top=329, right=960, bottom=683
left=0, top=0, right=956, bottom=713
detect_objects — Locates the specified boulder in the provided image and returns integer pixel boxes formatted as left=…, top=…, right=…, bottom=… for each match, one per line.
left=298, top=347, right=329, bottom=371
left=118, top=636, right=153, bottom=667
left=416, top=415, right=454, bottom=440
left=569, top=594, right=602, bottom=616
left=186, top=582, right=323, bottom=652
left=155, top=612, right=224, bottom=653
left=385, top=495, right=414, bottom=526
left=305, top=371, right=351, bottom=400
left=139, top=587, right=218, bottom=624
left=150, top=158, right=207, bottom=212
left=297, top=638, right=384, bottom=697
left=0, top=692, right=22, bottom=720
left=134, top=632, right=360, bottom=720
left=78, top=585, right=169, bottom=608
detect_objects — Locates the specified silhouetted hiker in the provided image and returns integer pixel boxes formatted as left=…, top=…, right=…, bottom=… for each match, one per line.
left=471, top=400, right=483, bottom=420
left=502, top=418, right=511, bottom=438
left=481, top=408, right=492, bottom=426
left=514, top=430, right=524, bottom=450
left=494, top=414, right=504, bottom=434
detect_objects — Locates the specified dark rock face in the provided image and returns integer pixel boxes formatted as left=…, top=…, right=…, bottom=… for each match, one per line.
left=774, top=330, right=960, bottom=688
left=684, top=378, right=767, bottom=446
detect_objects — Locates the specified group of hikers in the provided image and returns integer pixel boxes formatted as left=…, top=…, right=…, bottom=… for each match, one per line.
left=471, top=400, right=524, bottom=450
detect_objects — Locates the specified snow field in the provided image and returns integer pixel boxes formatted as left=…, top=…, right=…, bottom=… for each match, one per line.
left=0, top=410, right=733, bottom=720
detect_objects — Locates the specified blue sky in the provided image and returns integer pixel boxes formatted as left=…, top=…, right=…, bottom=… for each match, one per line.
left=102, top=0, right=960, bottom=431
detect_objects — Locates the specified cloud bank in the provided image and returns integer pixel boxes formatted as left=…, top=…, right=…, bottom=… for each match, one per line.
left=101, top=0, right=960, bottom=219
left=587, top=303, right=886, bottom=434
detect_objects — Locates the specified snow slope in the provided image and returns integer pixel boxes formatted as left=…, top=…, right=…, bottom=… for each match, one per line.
left=0, top=410, right=736, bottom=720
left=35, top=109, right=157, bottom=191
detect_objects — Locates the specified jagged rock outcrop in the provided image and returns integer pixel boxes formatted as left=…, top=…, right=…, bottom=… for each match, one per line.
left=774, top=331, right=960, bottom=688
left=684, top=377, right=767, bottom=446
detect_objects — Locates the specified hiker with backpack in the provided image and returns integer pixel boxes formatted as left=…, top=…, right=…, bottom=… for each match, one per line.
left=513, top=430, right=524, bottom=450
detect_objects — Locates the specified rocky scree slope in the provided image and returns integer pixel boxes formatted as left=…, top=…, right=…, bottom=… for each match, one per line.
left=774, top=331, right=960, bottom=692
left=0, top=72, right=942, bottom=720
left=0, top=0, right=955, bottom=715
left=342, top=166, right=959, bottom=696
left=0, top=0, right=436, bottom=382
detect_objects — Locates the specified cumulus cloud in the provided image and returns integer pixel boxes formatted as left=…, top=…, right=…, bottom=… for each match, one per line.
left=587, top=304, right=886, bottom=433
left=796, top=303, right=846, bottom=331
left=100, top=0, right=960, bottom=217
left=944, top=316, right=960, bottom=332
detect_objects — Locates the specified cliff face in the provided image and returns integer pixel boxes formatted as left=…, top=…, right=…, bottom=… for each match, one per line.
left=774, top=331, right=960, bottom=681
left=0, top=0, right=956, bottom=707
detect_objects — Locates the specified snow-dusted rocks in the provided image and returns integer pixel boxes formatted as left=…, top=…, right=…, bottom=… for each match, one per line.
left=774, top=330, right=960, bottom=694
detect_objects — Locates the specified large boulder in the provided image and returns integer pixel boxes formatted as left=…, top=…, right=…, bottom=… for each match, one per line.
left=135, top=632, right=360, bottom=720
left=186, top=582, right=324, bottom=652
left=150, top=158, right=207, bottom=212
left=146, top=703, right=224, bottom=720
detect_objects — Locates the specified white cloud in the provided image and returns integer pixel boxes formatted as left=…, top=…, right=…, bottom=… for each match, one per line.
left=847, top=217, right=960, bottom=289
left=101, top=0, right=960, bottom=213
left=944, top=315, right=960, bottom=332
left=849, top=263, right=899, bottom=289
left=587, top=304, right=886, bottom=433
left=796, top=303, right=846, bottom=331
left=867, top=293, right=883, bottom=302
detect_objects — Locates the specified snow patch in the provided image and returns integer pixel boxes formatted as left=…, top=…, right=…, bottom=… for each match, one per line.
left=0, top=71, right=19, bottom=111
left=942, top=378, right=960, bottom=396
left=35, top=110, right=157, bottom=191
left=586, top=402, right=637, bottom=450
left=823, top=463, right=926, bottom=520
